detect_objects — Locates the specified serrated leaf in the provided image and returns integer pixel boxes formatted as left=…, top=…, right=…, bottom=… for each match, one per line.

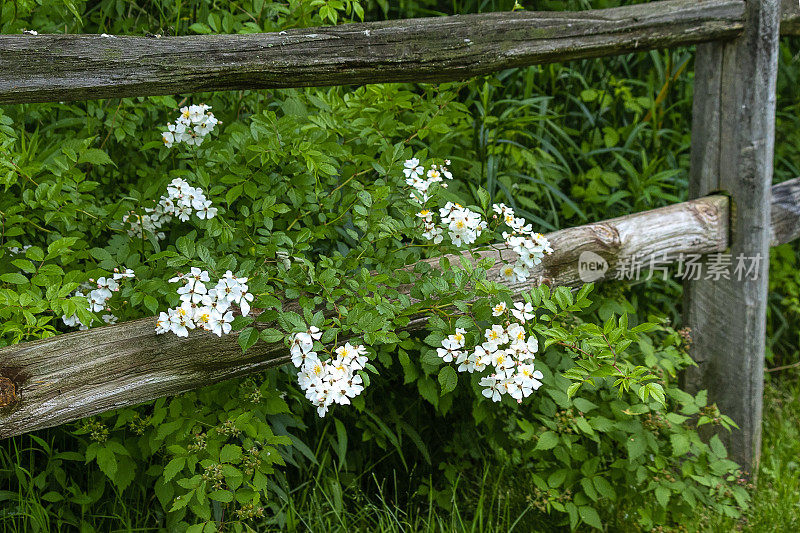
left=578, top=505, right=602, bottom=529
left=709, top=434, right=727, bottom=458
left=79, top=148, right=115, bottom=166
left=437, top=366, right=458, bottom=395
left=655, top=486, right=670, bottom=508
left=260, top=328, right=284, bottom=343
left=535, top=431, right=559, bottom=451
left=163, top=457, right=185, bottom=482
left=626, top=432, right=646, bottom=460
left=238, top=327, right=259, bottom=353
left=417, top=377, right=438, bottom=408
left=220, top=444, right=243, bottom=463
left=95, top=446, right=117, bottom=480
left=208, top=490, right=234, bottom=503
left=670, top=433, right=690, bottom=456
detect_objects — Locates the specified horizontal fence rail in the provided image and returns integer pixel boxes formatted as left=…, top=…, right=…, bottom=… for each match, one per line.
left=1, top=177, right=798, bottom=438
left=1, top=0, right=800, bottom=104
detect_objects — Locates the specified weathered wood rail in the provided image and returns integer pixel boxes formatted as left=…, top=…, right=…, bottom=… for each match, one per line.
left=1, top=0, right=800, bottom=104
left=1, top=0, right=799, bottom=471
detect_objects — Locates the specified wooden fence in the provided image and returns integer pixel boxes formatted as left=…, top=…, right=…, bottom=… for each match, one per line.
left=2, top=0, right=800, bottom=471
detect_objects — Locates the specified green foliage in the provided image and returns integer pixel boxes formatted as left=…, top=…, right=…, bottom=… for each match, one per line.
left=414, top=286, right=746, bottom=530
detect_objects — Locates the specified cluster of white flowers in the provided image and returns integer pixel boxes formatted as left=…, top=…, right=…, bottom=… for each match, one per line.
left=290, top=328, right=368, bottom=417
left=162, top=104, right=219, bottom=148
left=492, top=203, right=553, bottom=284
left=438, top=201, right=488, bottom=247
left=437, top=301, right=543, bottom=402
left=405, top=158, right=453, bottom=204
left=155, top=268, right=253, bottom=337
left=61, top=268, right=135, bottom=329
left=122, top=178, right=217, bottom=240
left=404, top=157, right=489, bottom=247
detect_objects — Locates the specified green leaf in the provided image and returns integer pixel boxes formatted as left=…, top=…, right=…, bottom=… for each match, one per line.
left=163, top=457, right=185, bottom=482
left=176, top=235, right=196, bottom=259
left=47, top=237, right=78, bottom=258
left=476, top=187, right=490, bottom=210
left=143, top=295, right=159, bottom=314
left=626, top=432, right=646, bottom=461
left=260, top=328, right=284, bottom=343
left=710, top=435, right=727, bottom=458
left=226, top=184, right=244, bottom=205
left=572, top=397, right=598, bottom=413
left=592, top=476, right=616, bottom=500
left=25, top=246, right=44, bottom=262
left=220, top=444, right=243, bottom=463
left=41, top=491, right=63, bottom=502
left=535, top=431, right=559, bottom=451
left=208, top=490, right=234, bottom=503
left=238, top=327, right=259, bottom=353
left=578, top=505, right=602, bottom=529
left=1, top=273, right=28, bottom=284
left=79, top=148, right=114, bottom=166
left=547, top=469, right=567, bottom=488
left=62, top=0, right=82, bottom=23
left=655, top=486, right=670, bottom=508
left=189, top=22, right=213, bottom=34
left=437, top=366, right=458, bottom=395
left=170, top=490, right=193, bottom=511
left=95, top=446, right=118, bottom=480
left=670, top=433, right=690, bottom=456
left=417, top=377, right=438, bottom=409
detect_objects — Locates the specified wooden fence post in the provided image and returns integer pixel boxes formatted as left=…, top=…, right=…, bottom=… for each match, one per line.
left=683, top=0, right=780, bottom=471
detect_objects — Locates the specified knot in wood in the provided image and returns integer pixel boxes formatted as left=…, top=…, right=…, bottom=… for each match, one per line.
left=588, top=223, right=620, bottom=249
left=689, top=199, right=721, bottom=225
left=0, top=376, right=18, bottom=408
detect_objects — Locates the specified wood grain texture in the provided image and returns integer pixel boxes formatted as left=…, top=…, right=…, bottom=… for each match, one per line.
left=0, top=195, right=730, bottom=438
left=0, top=0, right=748, bottom=104
left=771, top=176, right=800, bottom=246
left=683, top=0, right=780, bottom=472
